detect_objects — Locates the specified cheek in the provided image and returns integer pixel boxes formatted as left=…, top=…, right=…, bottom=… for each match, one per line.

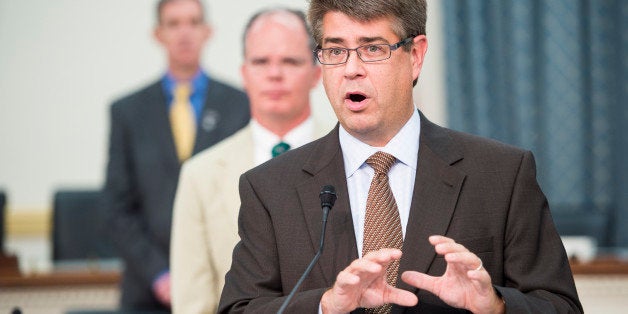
left=290, top=72, right=310, bottom=89
left=321, top=75, right=334, bottom=99
left=190, top=36, right=204, bottom=48
left=321, top=71, right=332, bottom=86
left=377, top=67, right=408, bottom=96
left=243, top=79, right=261, bottom=97
left=322, top=71, right=342, bottom=98
left=161, top=35, right=176, bottom=48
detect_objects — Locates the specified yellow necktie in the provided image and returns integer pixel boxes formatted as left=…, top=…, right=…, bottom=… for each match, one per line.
left=170, top=83, right=196, bottom=161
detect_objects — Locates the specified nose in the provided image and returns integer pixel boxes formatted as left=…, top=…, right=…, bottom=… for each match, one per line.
left=343, top=50, right=365, bottom=79
left=266, top=63, right=284, bottom=81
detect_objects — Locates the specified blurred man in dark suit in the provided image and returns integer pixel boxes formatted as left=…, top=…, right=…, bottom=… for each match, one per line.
left=102, top=0, right=249, bottom=311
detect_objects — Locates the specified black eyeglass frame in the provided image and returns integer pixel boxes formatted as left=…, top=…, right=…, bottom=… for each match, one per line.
left=314, top=35, right=416, bottom=65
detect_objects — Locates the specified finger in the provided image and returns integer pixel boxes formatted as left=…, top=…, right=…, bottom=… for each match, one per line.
left=362, top=248, right=402, bottom=263
left=384, top=286, right=419, bottom=307
left=336, top=249, right=403, bottom=290
left=466, top=266, right=494, bottom=293
left=338, top=255, right=389, bottom=287
left=335, top=268, right=362, bottom=289
left=445, top=252, right=482, bottom=271
left=351, top=250, right=400, bottom=272
left=467, top=265, right=491, bottom=281
left=400, top=271, right=437, bottom=293
left=434, top=241, right=469, bottom=255
left=428, top=235, right=455, bottom=246
left=346, top=256, right=385, bottom=274
left=444, top=252, right=493, bottom=294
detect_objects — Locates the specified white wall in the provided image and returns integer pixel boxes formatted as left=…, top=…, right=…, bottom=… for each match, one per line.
left=0, top=0, right=446, bottom=211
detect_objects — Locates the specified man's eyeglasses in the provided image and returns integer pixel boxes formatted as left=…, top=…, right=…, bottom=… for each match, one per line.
left=314, top=36, right=415, bottom=65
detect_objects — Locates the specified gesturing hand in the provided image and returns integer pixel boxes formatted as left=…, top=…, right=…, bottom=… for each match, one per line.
left=401, top=235, right=504, bottom=314
left=321, top=248, right=418, bottom=314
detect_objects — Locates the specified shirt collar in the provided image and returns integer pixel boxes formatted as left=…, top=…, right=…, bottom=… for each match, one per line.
left=339, top=109, right=421, bottom=178
left=251, top=116, right=315, bottom=164
left=161, top=69, right=209, bottom=97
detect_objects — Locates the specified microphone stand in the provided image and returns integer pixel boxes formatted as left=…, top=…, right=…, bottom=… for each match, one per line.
left=277, top=186, right=336, bottom=314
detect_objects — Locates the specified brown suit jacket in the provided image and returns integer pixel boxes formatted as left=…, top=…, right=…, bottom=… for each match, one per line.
left=219, top=112, right=582, bottom=313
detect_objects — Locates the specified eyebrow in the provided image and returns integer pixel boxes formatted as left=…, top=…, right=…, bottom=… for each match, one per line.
left=322, top=36, right=390, bottom=46
left=247, top=56, right=307, bottom=64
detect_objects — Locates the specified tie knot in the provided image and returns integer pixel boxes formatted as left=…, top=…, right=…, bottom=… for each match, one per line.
left=272, top=141, right=290, bottom=158
left=174, top=83, right=192, bottom=100
left=366, top=151, right=396, bottom=174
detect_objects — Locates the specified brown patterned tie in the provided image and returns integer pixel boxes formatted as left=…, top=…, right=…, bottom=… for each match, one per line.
left=363, top=151, right=403, bottom=314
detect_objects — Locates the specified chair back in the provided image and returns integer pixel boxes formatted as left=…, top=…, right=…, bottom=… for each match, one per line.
left=52, top=190, right=117, bottom=261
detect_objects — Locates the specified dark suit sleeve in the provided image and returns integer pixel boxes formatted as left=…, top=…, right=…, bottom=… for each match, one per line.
left=496, top=151, right=582, bottom=313
left=102, top=103, right=168, bottom=288
left=218, top=174, right=327, bottom=313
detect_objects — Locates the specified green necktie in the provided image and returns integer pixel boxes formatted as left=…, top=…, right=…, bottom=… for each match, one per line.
left=272, top=141, right=290, bottom=158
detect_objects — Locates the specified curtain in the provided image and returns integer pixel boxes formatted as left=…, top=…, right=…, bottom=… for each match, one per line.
left=443, top=0, right=627, bottom=246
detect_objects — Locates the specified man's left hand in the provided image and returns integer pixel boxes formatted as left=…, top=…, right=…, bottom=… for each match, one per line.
left=401, top=235, right=505, bottom=314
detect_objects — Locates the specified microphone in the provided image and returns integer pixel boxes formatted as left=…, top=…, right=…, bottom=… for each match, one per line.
left=277, top=185, right=337, bottom=314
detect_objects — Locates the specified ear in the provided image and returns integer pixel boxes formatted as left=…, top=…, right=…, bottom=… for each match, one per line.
left=202, top=24, right=213, bottom=42
left=153, top=25, right=164, bottom=45
left=240, top=63, right=248, bottom=91
left=411, top=35, right=428, bottom=82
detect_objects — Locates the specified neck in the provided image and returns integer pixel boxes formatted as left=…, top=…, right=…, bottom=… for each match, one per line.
left=254, top=107, right=311, bottom=138
left=168, top=63, right=200, bottom=82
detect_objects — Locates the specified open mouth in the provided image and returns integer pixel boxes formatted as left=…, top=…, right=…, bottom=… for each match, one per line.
left=347, top=93, right=367, bottom=102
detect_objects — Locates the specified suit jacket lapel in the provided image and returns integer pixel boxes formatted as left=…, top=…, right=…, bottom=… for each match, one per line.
left=213, top=126, right=254, bottom=176
left=396, top=113, right=466, bottom=294
left=296, top=125, right=358, bottom=286
left=142, top=81, right=181, bottom=170
left=194, top=80, right=223, bottom=153
left=289, top=114, right=466, bottom=295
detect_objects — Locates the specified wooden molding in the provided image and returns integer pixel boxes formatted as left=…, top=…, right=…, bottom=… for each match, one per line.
left=5, top=208, right=51, bottom=237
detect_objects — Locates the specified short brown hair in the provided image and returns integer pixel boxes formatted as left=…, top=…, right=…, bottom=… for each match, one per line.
left=307, top=0, right=427, bottom=50
left=156, top=0, right=207, bottom=24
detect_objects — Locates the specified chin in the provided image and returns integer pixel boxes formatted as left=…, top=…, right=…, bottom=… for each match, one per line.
left=342, top=117, right=377, bottom=134
left=173, top=55, right=199, bottom=66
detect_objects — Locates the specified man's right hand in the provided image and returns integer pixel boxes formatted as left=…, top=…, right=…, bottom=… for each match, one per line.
left=320, top=249, right=418, bottom=314
left=152, top=271, right=171, bottom=307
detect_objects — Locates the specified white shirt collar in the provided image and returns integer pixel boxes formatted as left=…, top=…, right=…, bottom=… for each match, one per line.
left=339, top=109, right=421, bottom=178
left=251, top=116, right=315, bottom=165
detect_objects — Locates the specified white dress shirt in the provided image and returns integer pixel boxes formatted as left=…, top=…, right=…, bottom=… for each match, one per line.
left=338, top=109, right=421, bottom=257
left=251, top=116, right=315, bottom=166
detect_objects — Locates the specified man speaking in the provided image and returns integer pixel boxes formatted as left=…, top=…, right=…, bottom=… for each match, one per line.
left=219, top=0, right=582, bottom=313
